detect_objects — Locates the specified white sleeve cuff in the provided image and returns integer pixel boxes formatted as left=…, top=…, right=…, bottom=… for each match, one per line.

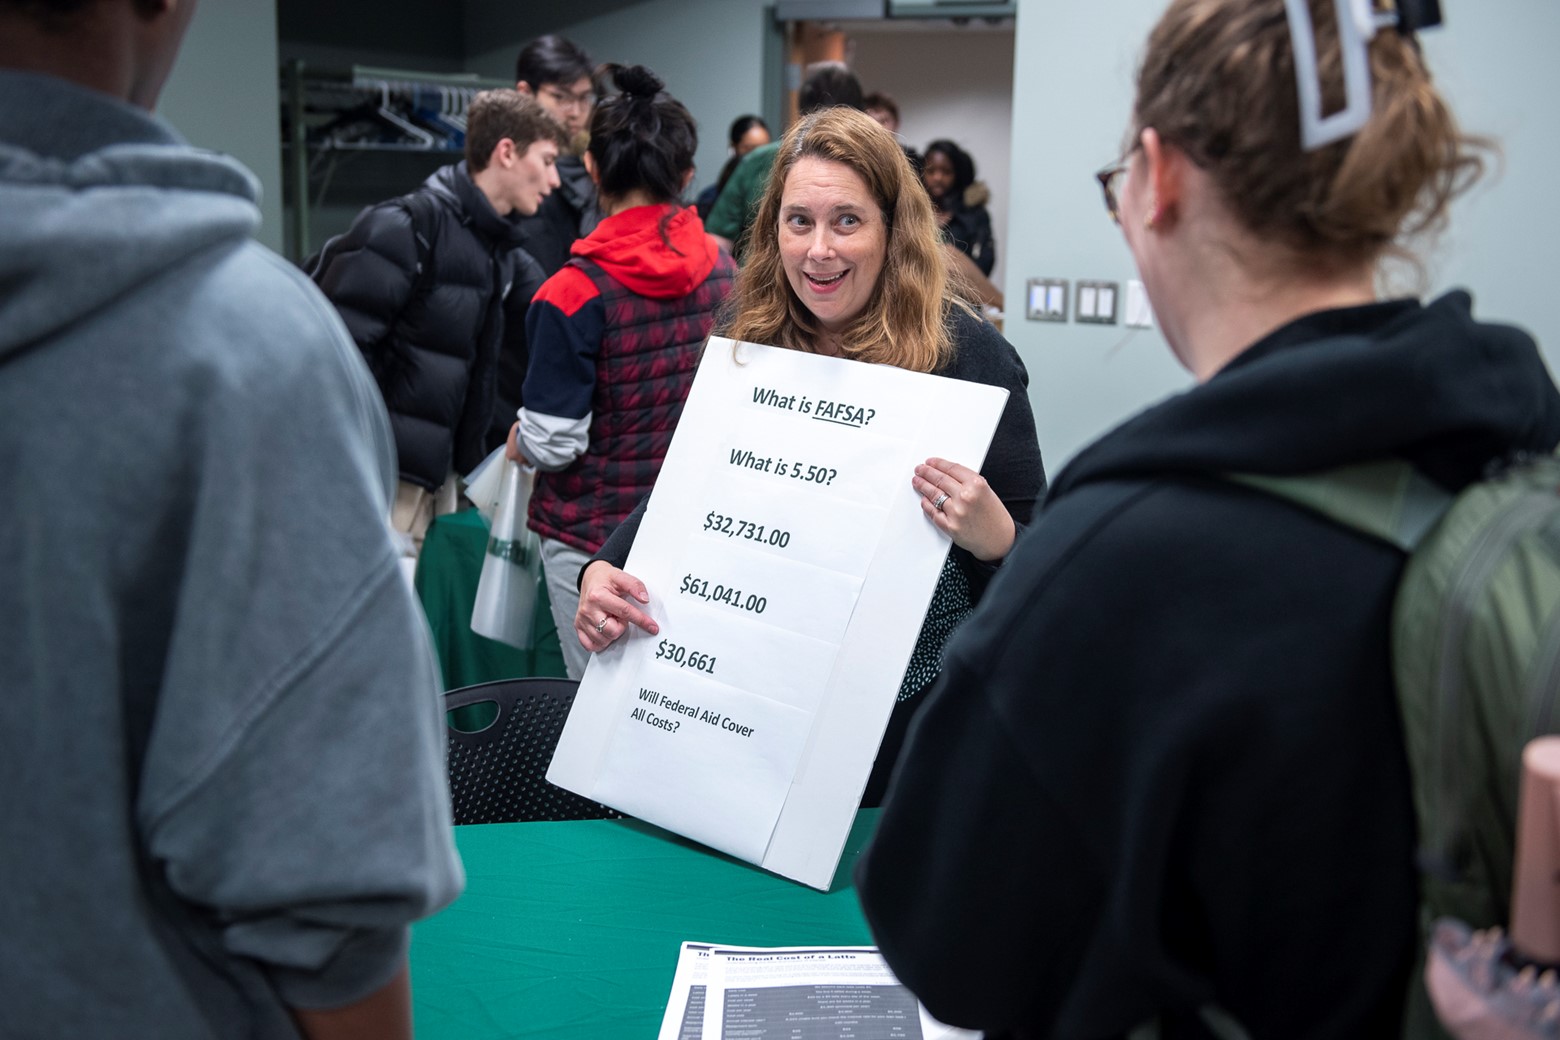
left=518, top=408, right=591, bottom=471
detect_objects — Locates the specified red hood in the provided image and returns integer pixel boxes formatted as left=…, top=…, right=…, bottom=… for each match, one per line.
left=570, top=204, right=721, bottom=300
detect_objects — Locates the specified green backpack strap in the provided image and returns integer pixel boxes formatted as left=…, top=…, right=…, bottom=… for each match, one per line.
left=1226, top=460, right=1455, bottom=552
left=1231, top=453, right=1560, bottom=905
left=1226, top=461, right=1458, bottom=872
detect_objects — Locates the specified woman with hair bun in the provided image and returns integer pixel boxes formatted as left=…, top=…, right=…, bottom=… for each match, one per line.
left=859, top=1, right=1560, bottom=1037
left=508, top=64, right=736, bottom=681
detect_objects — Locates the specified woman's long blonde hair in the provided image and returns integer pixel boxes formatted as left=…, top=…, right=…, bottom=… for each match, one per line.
left=723, top=107, right=959, bottom=374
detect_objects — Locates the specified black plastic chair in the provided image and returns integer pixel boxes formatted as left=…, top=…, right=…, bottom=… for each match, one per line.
left=444, top=678, right=623, bottom=824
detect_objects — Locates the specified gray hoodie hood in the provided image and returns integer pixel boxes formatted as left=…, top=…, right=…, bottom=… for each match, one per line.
left=0, top=70, right=261, bottom=361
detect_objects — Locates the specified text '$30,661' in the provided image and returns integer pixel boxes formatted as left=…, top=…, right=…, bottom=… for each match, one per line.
left=654, top=639, right=716, bottom=675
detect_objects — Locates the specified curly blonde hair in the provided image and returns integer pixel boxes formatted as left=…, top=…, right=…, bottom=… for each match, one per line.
left=723, top=107, right=960, bottom=374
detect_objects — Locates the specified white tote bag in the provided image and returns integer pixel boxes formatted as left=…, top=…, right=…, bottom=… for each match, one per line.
left=469, top=459, right=542, bottom=649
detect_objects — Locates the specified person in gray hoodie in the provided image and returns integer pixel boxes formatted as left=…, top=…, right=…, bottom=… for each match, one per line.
left=0, top=2, right=463, bottom=1038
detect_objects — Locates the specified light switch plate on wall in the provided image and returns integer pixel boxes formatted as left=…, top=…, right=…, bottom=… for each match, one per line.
left=1125, top=279, right=1155, bottom=328
left=1075, top=280, right=1119, bottom=324
left=1026, top=278, right=1069, bottom=322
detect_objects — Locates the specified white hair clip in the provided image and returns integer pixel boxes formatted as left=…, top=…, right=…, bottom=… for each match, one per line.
left=1284, top=0, right=1400, bottom=150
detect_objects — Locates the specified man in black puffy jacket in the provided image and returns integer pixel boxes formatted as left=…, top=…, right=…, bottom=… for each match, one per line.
left=314, top=90, right=567, bottom=553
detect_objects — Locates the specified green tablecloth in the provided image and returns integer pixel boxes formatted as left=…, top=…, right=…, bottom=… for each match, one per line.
left=414, top=509, right=566, bottom=689
left=410, top=812, right=878, bottom=1038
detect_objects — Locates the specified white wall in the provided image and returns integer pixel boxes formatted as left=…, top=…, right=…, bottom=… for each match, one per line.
left=1417, top=5, right=1560, bottom=377
left=1003, top=0, right=1560, bottom=471
left=848, top=26, right=1015, bottom=288
left=158, top=0, right=284, bottom=253
left=1003, top=0, right=1182, bottom=471
left=464, top=0, right=775, bottom=205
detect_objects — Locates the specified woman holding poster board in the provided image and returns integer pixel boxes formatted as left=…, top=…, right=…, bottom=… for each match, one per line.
left=507, top=65, right=736, bottom=680
left=857, top=1, right=1560, bottom=1037
left=577, top=107, right=1045, bottom=803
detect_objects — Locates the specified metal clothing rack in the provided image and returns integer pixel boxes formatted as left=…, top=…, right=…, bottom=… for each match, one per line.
left=281, top=60, right=513, bottom=262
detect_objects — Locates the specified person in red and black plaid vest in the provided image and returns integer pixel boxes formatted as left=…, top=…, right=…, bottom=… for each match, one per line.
left=506, top=63, right=735, bottom=679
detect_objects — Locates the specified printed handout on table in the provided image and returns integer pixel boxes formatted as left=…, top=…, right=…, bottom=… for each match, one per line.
left=656, top=942, right=980, bottom=1040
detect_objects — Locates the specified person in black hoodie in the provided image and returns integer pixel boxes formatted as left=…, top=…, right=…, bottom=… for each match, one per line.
left=857, top=2, right=1560, bottom=1038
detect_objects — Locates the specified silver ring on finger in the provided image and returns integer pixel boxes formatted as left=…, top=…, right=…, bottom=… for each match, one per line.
left=932, top=491, right=950, bottom=512
left=594, top=616, right=608, bottom=634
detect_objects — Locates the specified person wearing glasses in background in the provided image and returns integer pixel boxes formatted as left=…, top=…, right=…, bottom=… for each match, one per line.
left=858, top=1, right=1560, bottom=1037
left=515, top=34, right=603, bottom=277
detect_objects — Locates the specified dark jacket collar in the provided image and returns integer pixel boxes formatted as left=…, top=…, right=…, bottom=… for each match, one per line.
left=426, top=161, right=526, bottom=247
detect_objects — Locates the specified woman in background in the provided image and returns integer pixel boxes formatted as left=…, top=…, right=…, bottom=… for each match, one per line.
left=578, top=107, right=1044, bottom=804
left=695, top=114, right=770, bottom=220
left=508, top=64, right=736, bottom=681
left=858, top=0, right=1560, bottom=1037
left=921, top=138, right=995, bottom=277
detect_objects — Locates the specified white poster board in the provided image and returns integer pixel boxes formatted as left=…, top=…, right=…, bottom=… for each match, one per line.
left=548, top=337, right=1008, bottom=889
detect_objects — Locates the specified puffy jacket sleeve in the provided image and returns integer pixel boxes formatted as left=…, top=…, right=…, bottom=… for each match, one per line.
left=313, top=201, right=420, bottom=376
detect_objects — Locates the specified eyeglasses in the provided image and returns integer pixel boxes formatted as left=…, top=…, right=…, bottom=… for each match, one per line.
left=540, top=85, right=596, bottom=111
left=1095, top=155, right=1131, bottom=225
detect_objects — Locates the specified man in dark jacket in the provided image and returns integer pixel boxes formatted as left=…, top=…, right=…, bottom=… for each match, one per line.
left=315, top=90, right=567, bottom=553
left=514, top=34, right=602, bottom=277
